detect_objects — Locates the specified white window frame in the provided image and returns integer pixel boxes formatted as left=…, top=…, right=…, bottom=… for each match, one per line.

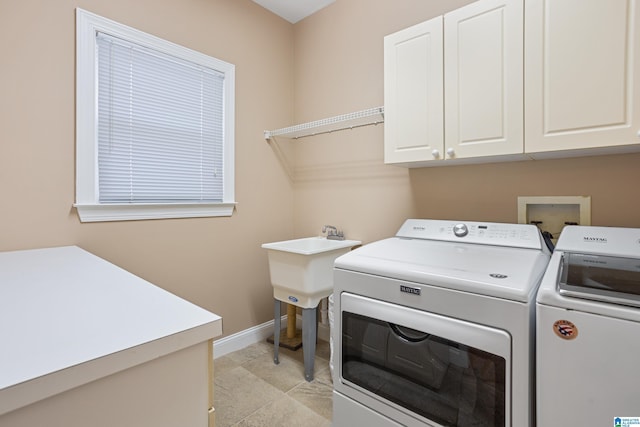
left=75, top=8, right=235, bottom=222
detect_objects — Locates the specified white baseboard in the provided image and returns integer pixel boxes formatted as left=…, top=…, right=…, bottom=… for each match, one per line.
left=213, top=315, right=331, bottom=359
left=212, top=315, right=286, bottom=359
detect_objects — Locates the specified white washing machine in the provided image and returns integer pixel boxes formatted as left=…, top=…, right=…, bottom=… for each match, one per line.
left=332, top=219, right=551, bottom=427
left=537, top=225, right=640, bottom=426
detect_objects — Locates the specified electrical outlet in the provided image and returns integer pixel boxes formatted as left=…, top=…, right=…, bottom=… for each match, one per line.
left=517, top=196, right=591, bottom=242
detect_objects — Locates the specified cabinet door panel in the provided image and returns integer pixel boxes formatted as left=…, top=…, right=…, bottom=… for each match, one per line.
left=445, top=0, right=524, bottom=159
left=457, top=8, right=504, bottom=143
left=384, top=17, right=444, bottom=164
left=525, top=0, right=640, bottom=153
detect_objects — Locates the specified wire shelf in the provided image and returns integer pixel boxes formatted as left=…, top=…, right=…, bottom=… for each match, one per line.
left=264, top=106, right=384, bottom=140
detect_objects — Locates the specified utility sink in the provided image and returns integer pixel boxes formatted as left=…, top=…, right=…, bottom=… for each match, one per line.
left=262, top=237, right=361, bottom=308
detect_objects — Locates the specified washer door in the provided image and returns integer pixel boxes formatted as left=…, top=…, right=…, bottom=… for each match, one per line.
left=339, top=293, right=511, bottom=427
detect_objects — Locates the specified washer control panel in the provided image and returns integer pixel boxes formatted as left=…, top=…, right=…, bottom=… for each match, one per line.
left=396, top=219, right=543, bottom=250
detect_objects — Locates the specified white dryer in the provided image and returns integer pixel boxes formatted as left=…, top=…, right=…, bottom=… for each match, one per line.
left=536, top=226, right=640, bottom=426
left=332, top=219, right=551, bottom=427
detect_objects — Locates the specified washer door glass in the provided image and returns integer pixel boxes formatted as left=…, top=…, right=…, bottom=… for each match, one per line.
left=340, top=293, right=509, bottom=427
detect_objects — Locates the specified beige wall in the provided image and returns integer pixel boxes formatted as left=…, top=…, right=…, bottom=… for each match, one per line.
left=2, top=0, right=639, bottom=339
left=291, top=0, right=477, bottom=243
left=410, top=153, right=640, bottom=228
left=0, top=0, right=295, bottom=336
left=292, top=0, right=640, bottom=246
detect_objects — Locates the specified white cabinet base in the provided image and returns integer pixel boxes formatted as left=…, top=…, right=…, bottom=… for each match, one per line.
left=0, top=342, right=210, bottom=427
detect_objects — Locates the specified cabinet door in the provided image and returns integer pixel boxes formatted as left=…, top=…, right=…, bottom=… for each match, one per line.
left=384, top=17, right=444, bottom=165
left=525, top=0, right=640, bottom=155
left=444, top=0, right=524, bottom=159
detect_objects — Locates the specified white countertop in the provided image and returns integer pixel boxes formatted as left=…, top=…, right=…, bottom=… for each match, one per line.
left=0, top=246, right=222, bottom=416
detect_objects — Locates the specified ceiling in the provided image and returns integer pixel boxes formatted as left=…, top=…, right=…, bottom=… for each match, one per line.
left=251, top=0, right=336, bottom=24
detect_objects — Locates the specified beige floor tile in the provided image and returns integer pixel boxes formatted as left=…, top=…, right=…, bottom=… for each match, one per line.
left=279, top=341, right=330, bottom=366
left=287, top=379, right=334, bottom=420
left=276, top=341, right=331, bottom=380
left=309, top=361, right=333, bottom=387
left=213, top=354, right=241, bottom=377
left=277, top=340, right=331, bottom=363
left=234, top=394, right=331, bottom=427
left=225, top=341, right=273, bottom=365
left=243, top=350, right=306, bottom=393
left=214, top=338, right=335, bottom=426
left=214, top=366, right=284, bottom=427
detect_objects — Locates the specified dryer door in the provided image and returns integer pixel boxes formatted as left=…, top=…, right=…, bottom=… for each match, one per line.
left=338, top=292, right=511, bottom=427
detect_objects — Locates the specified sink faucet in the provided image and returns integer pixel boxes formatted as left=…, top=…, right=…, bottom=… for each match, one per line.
left=322, top=225, right=345, bottom=240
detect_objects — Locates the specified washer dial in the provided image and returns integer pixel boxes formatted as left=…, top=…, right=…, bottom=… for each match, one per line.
left=453, top=223, right=468, bottom=237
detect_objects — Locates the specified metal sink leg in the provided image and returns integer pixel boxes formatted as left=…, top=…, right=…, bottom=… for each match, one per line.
left=302, top=307, right=317, bottom=382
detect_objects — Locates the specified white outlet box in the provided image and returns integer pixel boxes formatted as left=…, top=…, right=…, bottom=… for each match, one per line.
left=517, top=196, right=591, bottom=240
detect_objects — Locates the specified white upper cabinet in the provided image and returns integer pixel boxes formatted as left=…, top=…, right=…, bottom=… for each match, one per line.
left=384, top=0, right=524, bottom=167
left=384, top=16, right=444, bottom=165
left=444, top=0, right=524, bottom=160
left=525, top=0, right=640, bottom=156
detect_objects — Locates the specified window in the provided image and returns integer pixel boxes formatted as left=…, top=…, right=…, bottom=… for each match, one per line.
left=75, top=9, right=235, bottom=222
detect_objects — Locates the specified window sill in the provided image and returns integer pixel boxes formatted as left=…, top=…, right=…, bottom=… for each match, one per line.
left=74, top=202, right=236, bottom=223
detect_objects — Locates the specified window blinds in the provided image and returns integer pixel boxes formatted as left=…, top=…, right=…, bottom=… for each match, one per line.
left=96, top=32, right=225, bottom=203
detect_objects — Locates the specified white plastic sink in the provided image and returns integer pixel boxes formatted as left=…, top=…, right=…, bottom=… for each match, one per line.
left=262, top=237, right=361, bottom=308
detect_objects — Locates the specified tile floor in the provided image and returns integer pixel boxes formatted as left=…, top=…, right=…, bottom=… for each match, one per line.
left=214, top=339, right=333, bottom=427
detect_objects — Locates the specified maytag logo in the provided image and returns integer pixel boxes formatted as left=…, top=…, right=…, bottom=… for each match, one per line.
left=400, top=285, right=421, bottom=296
left=583, top=236, right=607, bottom=243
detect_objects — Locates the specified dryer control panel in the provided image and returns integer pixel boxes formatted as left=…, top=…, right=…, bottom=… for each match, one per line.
left=396, top=219, right=544, bottom=250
